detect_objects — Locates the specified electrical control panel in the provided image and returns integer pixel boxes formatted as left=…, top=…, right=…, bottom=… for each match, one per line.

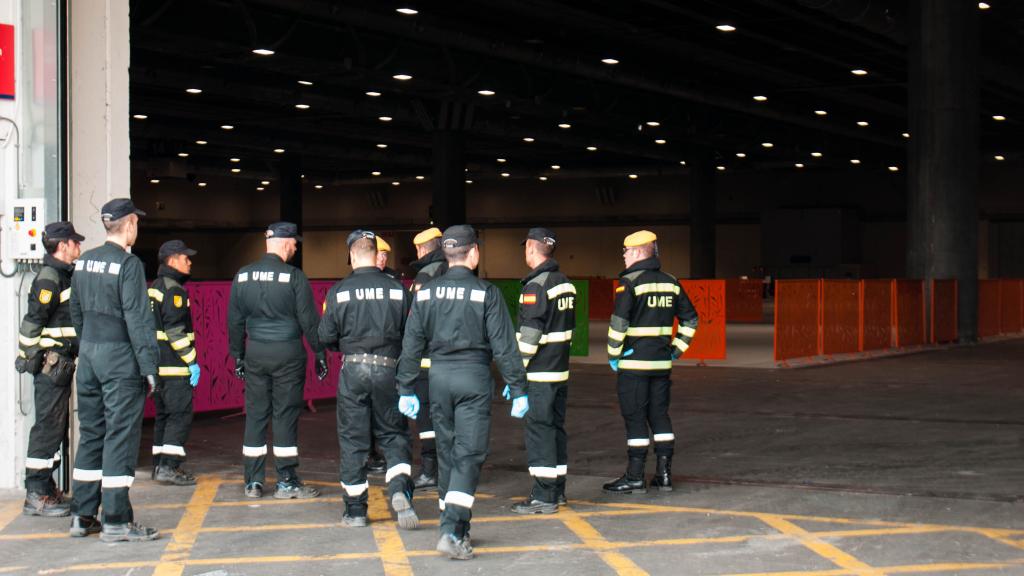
left=3, top=198, right=46, bottom=262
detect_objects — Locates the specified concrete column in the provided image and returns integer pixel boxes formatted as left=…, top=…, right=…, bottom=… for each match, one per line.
left=277, top=153, right=303, bottom=268
left=68, top=0, right=130, bottom=248
left=906, top=0, right=979, bottom=341
left=689, top=153, right=716, bottom=279
left=431, top=130, right=466, bottom=228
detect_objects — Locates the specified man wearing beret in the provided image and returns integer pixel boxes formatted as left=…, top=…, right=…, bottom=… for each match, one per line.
left=395, top=224, right=528, bottom=560
left=15, top=222, right=84, bottom=517
left=406, top=226, right=447, bottom=490
left=604, top=230, right=699, bottom=495
left=148, top=240, right=200, bottom=487
left=228, top=221, right=328, bottom=499
left=68, top=198, right=161, bottom=542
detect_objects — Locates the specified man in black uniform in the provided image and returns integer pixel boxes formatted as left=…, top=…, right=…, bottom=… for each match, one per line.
left=15, top=222, right=84, bottom=517
left=396, top=225, right=528, bottom=560
left=407, top=226, right=446, bottom=490
left=318, top=230, right=418, bottom=529
left=510, top=228, right=576, bottom=515
left=228, top=221, right=328, bottom=499
left=604, top=230, right=698, bottom=494
left=69, top=198, right=161, bottom=542
left=148, top=240, right=200, bottom=486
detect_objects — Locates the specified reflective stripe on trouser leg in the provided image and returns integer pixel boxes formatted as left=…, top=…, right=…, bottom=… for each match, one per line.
left=154, top=377, right=193, bottom=464
left=617, top=371, right=657, bottom=456
left=525, top=381, right=563, bottom=503
left=368, top=361, right=413, bottom=499
left=270, top=353, right=307, bottom=480
left=70, top=352, right=103, bottom=518
left=414, top=372, right=435, bottom=457
left=337, top=361, right=373, bottom=511
left=99, top=367, right=146, bottom=525
left=25, top=370, right=71, bottom=494
left=648, top=374, right=674, bottom=456
left=242, top=341, right=306, bottom=484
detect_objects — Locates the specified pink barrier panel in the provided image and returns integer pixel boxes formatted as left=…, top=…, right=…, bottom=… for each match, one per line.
left=860, top=279, right=893, bottom=352
left=821, top=280, right=859, bottom=355
left=726, top=279, right=765, bottom=323
left=1000, top=279, right=1023, bottom=334
left=145, top=280, right=341, bottom=417
left=977, top=279, right=1002, bottom=339
left=893, top=279, right=925, bottom=347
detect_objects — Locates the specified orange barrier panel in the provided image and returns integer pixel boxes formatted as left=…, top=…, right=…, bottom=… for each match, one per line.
left=774, top=279, right=821, bottom=362
left=679, top=280, right=727, bottom=361
left=893, top=279, right=926, bottom=347
left=821, top=280, right=859, bottom=355
left=977, top=279, right=1001, bottom=339
left=860, top=279, right=893, bottom=352
left=1000, top=279, right=1023, bottom=334
left=585, top=277, right=616, bottom=320
left=930, top=279, right=958, bottom=344
left=726, top=279, right=765, bottom=322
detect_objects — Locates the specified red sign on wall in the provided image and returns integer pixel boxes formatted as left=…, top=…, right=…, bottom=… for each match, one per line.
left=0, top=24, right=14, bottom=99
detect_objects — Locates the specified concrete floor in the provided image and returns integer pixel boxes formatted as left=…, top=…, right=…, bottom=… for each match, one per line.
left=1, top=339, right=1023, bottom=575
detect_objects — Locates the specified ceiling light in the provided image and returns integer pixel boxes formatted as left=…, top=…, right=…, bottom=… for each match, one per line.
left=465, top=180, right=474, bottom=184
left=586, top=146, right=598, bottom=151
left=261, top=180, right=270, bottom=185
left=856, top=120, right=869, bottom=127
left=811, top=152, right=823, bottom=158
left=994, top=154, right=1005, bottom=161
left=851, top=69, right=868, bottom=76
left=551, top=165, right=561, bottom=170
left=978, top=2, right=990, bottom=9
left=850, top=159, right=861, bottom=165
left=392, top=74, right=413, bottom=81
left=497, top=158, right=507, bottom=163
left=149, top=179, right=160, bottom=184
left=902, top=132, right=911, bottom=138
left=415, top=175, right=425, bottom=180
left=501, top=172, right=510, bottom=178
left=992, top=115, right=1006, bottom=121
left=716, top=24, right=736, bottom=32
left=794, top=163, right=804, bottom=168
left=273, top=148, right=285, bottom=153
left=391, top=181, right=401, bottom=186
left=522, top=137, right=535, bottom=143
left=132, top=114, right=148, bottom=120
left=646, top=121, right=661, bottom=127
left=177, top=152, right=189, bottom=158
left=761, top=142, right=774, bottom=148
left=888, top=165, right=900, bottom=172
left=654, top=139, right=666, bottom=145
left=256, top=187, right=265, bottom=191
left=679, top=160, right=687, bottom=166
left=397, top=7, right=418, bottom=15
left=558, top=123, right=571, bottom=129
left=601, top=58, right=619, bottom=65
left=298, top=80, right=313, bottom=86
left=814, top=110, right=828, bottom=116
left=186, top=88, right=202, bottom=94
left=379, top=116, right=393, bottom=122
left=716, top=165, right=726, bottom=171
left=198, top=182, right=207, bottom=187
left=252, top=48, right=275, bottom=56
left=753, top=95, right=767, bottom=102
left=231, top=168, right=241, bottom=173
left=221, top=125, right=234, bottom=130
left=371, top=171, right=382, bottom=176
left=477, top=89, right=495, bottom=96
left=196, top=140, right=208, bottom=145
left=315, top=184, right=323, bottom=189
left=366, top=91, right=382, bottom=97
left=735, top=152, right=746, bottom=158
left=376, top=143, right=388, bottom=149
left=295, top=104, right=310, bottom=110
left=230, top=157, right=240, bottom=163
left=628, top=174, right=638, bottom=179
left=539, top=176, right=548, bottom=181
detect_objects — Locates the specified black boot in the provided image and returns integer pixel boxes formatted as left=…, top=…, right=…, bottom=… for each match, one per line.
left=23, top=492, right=70, bottom=517
left=413, top=455, right=438, bottom=490
left=650, top=455, right=673, bottom=492
left=100, top=522, right=160, bottom=543
left=151, top=454, right=161, bottom=480
left=602, top=454, right=647, bottom=494
left=155, top=464, right=196, bottom=486
left=69, top=515, right=101, bottom=537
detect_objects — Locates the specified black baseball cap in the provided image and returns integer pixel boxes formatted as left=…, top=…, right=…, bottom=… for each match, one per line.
left=158, top=239, right=197, bottom=262
left=100, top=198, right=146, bottom=221
left=42, top=221, right=85, bottom=242
left=521, top=227, right=557, bottom=246
left=266, top=221, right=302, bottom=242
left=441, top=224, right=478, bottom=249
left=346, top=229, right=376, bottom=247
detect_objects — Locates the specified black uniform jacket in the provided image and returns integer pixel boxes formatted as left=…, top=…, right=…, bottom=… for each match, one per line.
left=18, top=254, right=77, bottom=360
left=318, top=266, right=412, bottom=358
left=149, top=265, right=197, bottom=378
left=516, top=259, right=576, bottom=383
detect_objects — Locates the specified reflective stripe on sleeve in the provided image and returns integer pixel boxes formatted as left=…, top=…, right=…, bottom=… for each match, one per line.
left=171, top=337, right=191, bottom=351
left=59, top=288, right=71, bottom=303
left=159, top=366, right=191, bottom=377
left=680, top=326, right=696, bottom=338
left=156, top=331, right=169, bottom=341
left=180, top=349, right=198, bottom=364
left=147, top=288, right=164, bottom=302
left=546, top=283, right=576, bottom=299
left=40, top=327, right=77, bottom=338
left=633, top=282, right=680, bottom=296
left=539, top=330, right=573, bottom=343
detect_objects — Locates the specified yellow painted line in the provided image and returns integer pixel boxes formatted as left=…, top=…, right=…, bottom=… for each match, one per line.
left=367, top=486, right=414, bottom=575
left=879, top=558, right=1024, bottom=573
left=974, top=528, right=1024, bottom=550
left=152, top=475, right=223, bottom=576
left=559, top=507, right=649, bottom=576
left=0, top=499, right=22, bottom=533
left=0, top=567, right=28, bottom=574
left=0, top=532, right=78, bottom=541
left=722, top=569, right=852, bottom=576
left=38, top=561, right=161, bottom=574
left=757, top=515, right=883, bottom=576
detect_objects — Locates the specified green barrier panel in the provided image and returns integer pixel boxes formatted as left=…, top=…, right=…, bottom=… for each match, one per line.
left=489, top=279, right=590, bottom=357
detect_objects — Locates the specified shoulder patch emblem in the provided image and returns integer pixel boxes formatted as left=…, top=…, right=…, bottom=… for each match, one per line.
left=173, top=295, right=183, bottom=308
left=522, top=294, right=537, bottom=305
left=615, top=286, right=626, bottom=293
left=38, top=289, right=53, bottom=304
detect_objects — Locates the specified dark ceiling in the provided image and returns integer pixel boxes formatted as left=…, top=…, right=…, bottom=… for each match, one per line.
left=129, top=0, right=1024, bottom=187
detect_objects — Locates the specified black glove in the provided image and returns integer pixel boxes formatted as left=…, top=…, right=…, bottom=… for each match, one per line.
left=316, top=357, right=329, bottom=381
left=234, top=360, right=245, bottom=381
left=671, top=347, right=683, bottom=360
left=14, top=356, right=28, bottom=374
left=15, top=353, right=43, bottom=375
left=145, top=374, right=162, bottom=397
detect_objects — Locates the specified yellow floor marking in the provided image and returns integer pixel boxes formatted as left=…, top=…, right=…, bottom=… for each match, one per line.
left=757, top=515, right=883, bottom=576
left=38, top=561, right=161, bottom=574
left=973, top=528, right=1024, bottom=550
left=878, top=558, right=1024, bottom=573
left=559, top=506, right=649, bottom=576
left=152, top=475, right=223, bottom=576
left=0, top=500, right=22, bottom=533
left=367, top=486, right=415, bottom=576
left=0, top=567, right=28, bottom=574
left=721, top=570, right=853, bottom=576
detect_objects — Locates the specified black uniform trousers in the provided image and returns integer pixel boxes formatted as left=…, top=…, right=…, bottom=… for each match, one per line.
left=431, top=361, right=492, bottom=539
left=152, top=377, right=193, bottom=466
left=413, top=370, right=435, bottom=458
left=71, top=341, right=146, bottom=525
left=242, top=340, right=306, bottom=485
left=336, top=361, right=413, bottom=515
left=24, top=367, right=72, bottom=494
left=617, top=371, right=674, bottom=457
left=524, top=382, right=568, bottom=503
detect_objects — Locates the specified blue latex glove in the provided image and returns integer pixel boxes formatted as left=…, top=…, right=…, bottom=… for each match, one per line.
left=501, top=384, right=511, bottom=400
left=398, top=395, right=420, bottom=419
left=188, top=364, right=201, bottom=388
left=511, top=396, right=529, bottom=418
left=609, top=348, right=635, bottom=372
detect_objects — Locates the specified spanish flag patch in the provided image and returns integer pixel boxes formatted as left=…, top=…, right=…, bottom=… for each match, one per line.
left=38, top=289, right=53, bottom=304
left=522, top=294, right=537, bottom=305
left=615, top=286, right=626, bottom=293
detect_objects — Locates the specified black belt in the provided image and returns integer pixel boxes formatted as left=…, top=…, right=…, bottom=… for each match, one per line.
left=345, top=353, right=397, bottom=368
left=81, top=312, right=130, bottom=343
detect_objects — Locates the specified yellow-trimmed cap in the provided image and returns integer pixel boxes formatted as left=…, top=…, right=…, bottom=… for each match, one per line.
left=413, top=227, right=443, bottom=246
left=376, top=236, right=392, bottom=252
left=623, top=230, right=657, bottom=247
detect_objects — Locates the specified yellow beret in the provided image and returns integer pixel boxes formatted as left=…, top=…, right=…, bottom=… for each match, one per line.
left=413, top=227, right=443, bottom=246
left=623, top=230, right=657, bottom=247
left=376, top=236, right=392, bottom=252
